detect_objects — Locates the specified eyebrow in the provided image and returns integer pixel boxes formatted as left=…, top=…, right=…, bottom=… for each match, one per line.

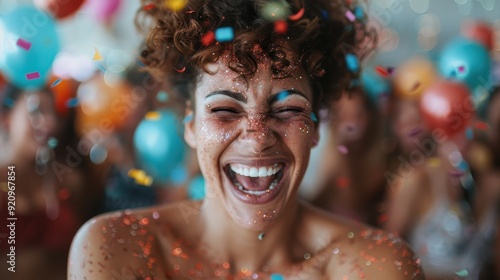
left=205, top=90, right=247, bottom=103
left=269, top=89, right=309, bottom=103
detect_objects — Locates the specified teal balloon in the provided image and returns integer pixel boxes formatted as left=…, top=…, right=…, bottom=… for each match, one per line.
left=0, top=6, right=60, bottom=89
left=188, top=175, right=205, bottom=201
left=439, top=38, right=491, bottom=92
left=361, top=68, right=390, bottom=104
left=133, top=110, right=186, bottom=183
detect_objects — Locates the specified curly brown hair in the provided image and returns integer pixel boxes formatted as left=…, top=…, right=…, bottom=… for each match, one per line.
left=135, top=0, right=375, bottom=116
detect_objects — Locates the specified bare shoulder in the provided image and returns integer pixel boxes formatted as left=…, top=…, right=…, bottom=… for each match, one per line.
left=68, top=201, right=201, bottom=279
left=301, top=204, right=425, bottom=280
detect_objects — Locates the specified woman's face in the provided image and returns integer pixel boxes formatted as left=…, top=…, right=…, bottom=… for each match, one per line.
left=8, top=91, right=59, bottom=160
left=392, top=99, right=428, bottom=153
left=185, top=52, right=317, bottom=231
left=331, top=93, right=370, bottom=144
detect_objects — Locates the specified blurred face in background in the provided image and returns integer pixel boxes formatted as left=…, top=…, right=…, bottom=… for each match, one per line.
left=391, top=99, right=429, bottom=153
left=4, top=90, right=60, bottom=162
left=330, top=91, right=371, bottom=145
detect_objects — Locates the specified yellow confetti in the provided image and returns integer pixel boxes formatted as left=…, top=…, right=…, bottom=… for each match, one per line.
left=427, top=157, right=441, bottom=167
left=93, top=47, right=103, bottom=61
left=135, top=176, right=153, bottom=187
left=163, top=0, right=187, bottom=12
left=145, top=111, right=161, bottom=120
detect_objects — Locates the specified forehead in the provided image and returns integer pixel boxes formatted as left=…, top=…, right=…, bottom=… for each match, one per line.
left=197, top=49, right=309, bottom=91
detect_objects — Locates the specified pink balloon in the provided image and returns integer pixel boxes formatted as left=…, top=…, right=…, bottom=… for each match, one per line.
left=85, top=0, right=122, bottom=22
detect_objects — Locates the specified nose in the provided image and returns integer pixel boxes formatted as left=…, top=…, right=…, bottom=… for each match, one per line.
left=239, top=114, right=278, bottom=153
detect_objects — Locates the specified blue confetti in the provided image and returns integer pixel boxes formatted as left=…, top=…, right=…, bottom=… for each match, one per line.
left=354, top=6, right=364, bottom=20
left=66, top=98, right=79, bottom=108
left=183, top=114, right=193, bottom=124
left=156, top=91, right=169, bottom=102
left=455, top=269, right=468, bottom=277
left=465, top=127, right=473, bottom=140
left=97, top=64, right=107, bottom=72
left=345, top=54, right=359, bottom=72
left=275, top=90, right=291, bottom=101
left=321, top=10, right=328, bottom=19
left=136, top=59, right=145, bottom=67
left=310, top=112, right=318, bottom=122
left=215, top=27, right=235, bottom=42
left=50, top=79, right=61, bottom=88
left=48, top=137, right=58, bottom=149
left=270, top=274, right=285, bottom=280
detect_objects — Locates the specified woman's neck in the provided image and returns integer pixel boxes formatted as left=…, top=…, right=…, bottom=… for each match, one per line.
left=199, top=198, right=301, bottom=274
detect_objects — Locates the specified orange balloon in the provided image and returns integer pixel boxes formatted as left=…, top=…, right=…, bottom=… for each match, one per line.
left=49, top=77, right=79, bottom=117
left=392, top=57, right=439, bottom=100
left=76, top=75, right=132, bottom=136
left=462, top=20, right=494, bottom=51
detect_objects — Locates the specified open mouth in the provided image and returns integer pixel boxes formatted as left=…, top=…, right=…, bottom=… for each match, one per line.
left=224, top=162, right=285, bottom=204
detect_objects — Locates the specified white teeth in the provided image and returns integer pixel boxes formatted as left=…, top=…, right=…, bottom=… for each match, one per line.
left=229, top=163, right=282, bottom=178
left=249, top=167, right=258, bottom=177
left=258, top=167, right=267, bottom=177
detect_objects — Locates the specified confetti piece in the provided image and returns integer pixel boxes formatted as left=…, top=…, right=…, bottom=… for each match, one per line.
left=50, top=79, right=61, bottom=88
left=97, top=64, right=107, bottom=72
left=387, top=67, right=396, bottom=75
left=310, top=112, right=318, bottom=122
left=183, top=114, right=193, bottom=124
left=128, top=169, right=145, bottom=179
left=274, top=20, right=288, bottom=34
left=215, top=26, right=235, bottom=42
left=353, top=6, right=364, bottom=20
left=455, top=269, right=468, bottom=277
left=337, top=145, right=349, bottom=154
left=16, top=38, right=31, bottom=51
left=345, top=54, right=359, bottom=72
left=145, top=111, right=160, bottom=120
left=26, top=72, right=40, bottom=80
left=321, top=10, right=328, bottom=19
left=201, top=31, right=215, bottom=46
left=375, top=66, right=389, bottom=78
left=288, top=7, right=305, bottom=21
left=58, top=188, right=71, bottom=200
left=465, top=127, right=473, bottom=140
left=143, top=3, right=156, bottom=11
left=156, top=91, right=169, bottom=102
left=174, top=66, right=186, bottom=73
left=270, top=274, right=285, bottom=280
left=48, top=137, right=58, bottom=149
left=345, top=10, right=356, bottom=22
left=474, top=121, right=488, bottom=130
left=458, top=65, right=466, bottom=73
left=427, top=157, right=442, bottom=167
left=66, top=98, right=79, bottom=108
left=93, top=48, right=103, bottom=61
left=136, top=60, right=145, bottom=67
left=136, top=175, right=153, bottom=187
left=163, top=0, right=187, bottom=12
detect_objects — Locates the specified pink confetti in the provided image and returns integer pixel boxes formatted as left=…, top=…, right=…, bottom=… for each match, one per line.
left=458, top=65, right=466, bottom=73
left=337, top=145, right=349, bottom=155
left=345, top=10, right=356, bottom=22
left=16, top=38, right=31, bottom=51
left=26, top=72, right=40, bottom=80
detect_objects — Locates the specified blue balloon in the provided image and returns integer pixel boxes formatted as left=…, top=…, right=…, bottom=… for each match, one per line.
left=439, top=38, right=491, bottom=92
left=188, top=175, right=205, bottom=201
left=0, top=6, right=60, bottom=89
left=133, top=110, right=186, bottom=184
left=361, top=68, right=390, bottom=104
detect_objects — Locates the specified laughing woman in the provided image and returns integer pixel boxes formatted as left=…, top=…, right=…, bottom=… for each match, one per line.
left=68, top=0, right=424, bottom=279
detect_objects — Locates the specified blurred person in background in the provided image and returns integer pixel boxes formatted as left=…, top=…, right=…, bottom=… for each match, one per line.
left=0, top=82, right=93, bottom=280
left=301, top=86, right=388, bottom=227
